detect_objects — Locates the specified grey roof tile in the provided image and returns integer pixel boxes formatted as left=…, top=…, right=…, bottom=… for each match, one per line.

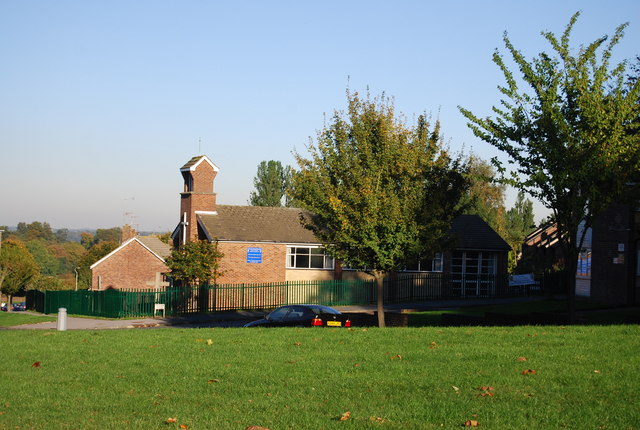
left=449, top=214, right=511, bottom=251
left=138, top=236, right=172, bottom=259
left=198, top=205, right=317, bottom=243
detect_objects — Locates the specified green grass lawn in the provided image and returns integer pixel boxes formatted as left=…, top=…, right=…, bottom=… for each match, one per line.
left=2, top=325, right=639, bottom=429
left=0, top=312, right=56, bottom=327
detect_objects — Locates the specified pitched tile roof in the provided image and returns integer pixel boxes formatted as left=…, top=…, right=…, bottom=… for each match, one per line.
left=449, top=214, right=511, bottom=251
left=198, top=205, right=318, bottom=243
left=90, top=236, right=172, bottom=269
left=180, top=155, right=219, bottom=172
left=198, top=207, right=510, bottom=251
left=137, top=236, right=172, bottom=259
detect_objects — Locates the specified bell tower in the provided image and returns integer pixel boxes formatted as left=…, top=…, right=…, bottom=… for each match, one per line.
left=177, top=155, right=219, bottom=245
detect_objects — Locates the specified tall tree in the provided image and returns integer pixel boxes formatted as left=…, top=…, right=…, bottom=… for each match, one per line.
left=291, top=91, right=467, bottom=327
left=26, top=240, right=62, bottom=276
left=0, top=238, right=39, bottom=306
left=458, top=155, right=507, bottom=236
left=505, top=191, right=536, bottom=271
left=459, top=12, right=640, bottom=319
left=166, top=240, right=224, bottom=286
left=94, top=227, right=122, bottom=244
left=249, top=160, right=293, bottom=207
left=16, top=221, right=55, bottom=242
left=76, top=241, right=119, bottom=289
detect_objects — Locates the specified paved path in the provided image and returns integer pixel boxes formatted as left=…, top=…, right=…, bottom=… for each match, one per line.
left=4, top=297, right=546, bottom=330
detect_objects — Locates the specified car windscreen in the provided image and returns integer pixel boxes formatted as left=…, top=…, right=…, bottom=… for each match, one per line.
left=307, top=306, right=340, bottom=315
left=267, top=307, right=290, bottom=321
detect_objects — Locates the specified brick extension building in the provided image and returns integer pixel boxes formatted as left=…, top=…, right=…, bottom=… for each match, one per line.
left=90, top=236, right=171, bottom=290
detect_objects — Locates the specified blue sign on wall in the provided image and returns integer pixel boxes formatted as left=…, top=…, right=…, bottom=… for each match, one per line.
left=247, top=247, right=263, bottom=263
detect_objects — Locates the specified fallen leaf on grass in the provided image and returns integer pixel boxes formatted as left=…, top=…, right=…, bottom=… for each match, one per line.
left=245, top=426, right=269, bottom=430
left=165, top=418, right=177, bottom=423
left=477, top=386, right=495, bottom=397
left=452, top=386, right=460, bottom=393
left=31, top=361, right=41, bottom=368
left=521, top=369, right=537, bottom=375
left=429, top=341, right=439, bottom=349
left=464, top=419, right=480, bottom=427
left=180, top=425, right=188, bottom=429
left=391, top=354, right=402, bottom=360
left=339, top=411, right=351, bottom=421
left=208, top=379, right=221, bottom=384
left=516, top=357, right=528, bottom=362
left=293, top=342, right=302, bottom=347
left=593, top=370, right=601, bottom=374
left=206, top=339, right=213, bottom=345
left=370, top=416, right=387, bottom=423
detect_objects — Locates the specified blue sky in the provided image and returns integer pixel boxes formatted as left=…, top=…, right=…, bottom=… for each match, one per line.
left=1, top=1, right=638, bottom=231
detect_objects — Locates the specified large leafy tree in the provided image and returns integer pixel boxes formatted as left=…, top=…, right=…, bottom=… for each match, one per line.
left=77, top=241, right=119, bottom=289
left=458, top=155, right=507, bottom=236
left=0, top=238, right=40, bottom=306
left=16, top=221, right=56, bottom=242
left=459, top=12, right=640, bottom=319
left=505, top=191, right=536, bottom=272
left=249, top=160, right=293, bottom=207
left=27, top=240, right=63, bottom=276
left=165, top=240, right=224, bottom=286
left=291, top=91, right=467, bottom=327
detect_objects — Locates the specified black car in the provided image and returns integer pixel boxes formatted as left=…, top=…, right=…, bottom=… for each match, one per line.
left=244, top=304, right=351, bottom=328
left=12, top=302, right=26, bottom=311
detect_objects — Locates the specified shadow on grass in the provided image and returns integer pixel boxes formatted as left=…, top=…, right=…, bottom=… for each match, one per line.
left=345, top=299, right=640, bottom=327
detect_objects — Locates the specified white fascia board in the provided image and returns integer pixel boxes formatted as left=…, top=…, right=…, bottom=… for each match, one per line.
left=90, top=237, right=167, bottom=269
left=195, top=210, right=218, bottom=215
left=180, top=155, right=220, bottom=172
left=90, top=238, right=137, bottom=269
left=136, top=239, right=170, bottom=264
left=211, top=240, right=324, bottom=245
left=197, top=217, right=213, bottom=242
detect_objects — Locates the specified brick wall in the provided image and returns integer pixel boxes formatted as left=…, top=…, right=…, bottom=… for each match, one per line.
left=217, top=242, right=287, bottom=284
left=591, top=204, right=636, bottom=305
left=92, top=240, right=168, bottom=290
left=179, top=160, right=218, bottom=243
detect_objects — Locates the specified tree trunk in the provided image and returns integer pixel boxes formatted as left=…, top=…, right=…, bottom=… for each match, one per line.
left=375, top=272, right=386, bottom=328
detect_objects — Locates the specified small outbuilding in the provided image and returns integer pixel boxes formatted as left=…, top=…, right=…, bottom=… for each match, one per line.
left=90, top=236, right=171, bottom=290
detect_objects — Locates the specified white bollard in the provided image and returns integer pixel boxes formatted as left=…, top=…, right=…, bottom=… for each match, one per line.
left=57, top=307, right=67, bottom=331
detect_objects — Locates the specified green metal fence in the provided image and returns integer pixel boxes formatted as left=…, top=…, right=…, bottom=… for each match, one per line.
left=26, top=273, right=515, bottom=318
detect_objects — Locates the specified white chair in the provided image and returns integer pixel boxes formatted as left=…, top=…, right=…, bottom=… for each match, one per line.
left=153, top=303, right=165, bottom=317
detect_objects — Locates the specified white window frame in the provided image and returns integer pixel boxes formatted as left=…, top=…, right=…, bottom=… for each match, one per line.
left=286, top=246, right=335, bottom=270
left=576, top=248, right=592, bottom=277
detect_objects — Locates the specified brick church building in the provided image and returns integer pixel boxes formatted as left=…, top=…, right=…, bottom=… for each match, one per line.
left=171, top=155, right=512, bottom=295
